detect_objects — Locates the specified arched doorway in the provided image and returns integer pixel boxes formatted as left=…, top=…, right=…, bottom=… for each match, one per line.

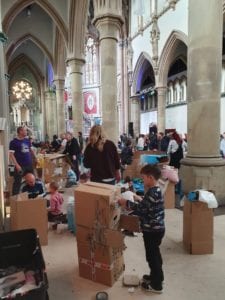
left=132, top=52, right=156, bottom=135
left=158, top=31, right=188, bottom=134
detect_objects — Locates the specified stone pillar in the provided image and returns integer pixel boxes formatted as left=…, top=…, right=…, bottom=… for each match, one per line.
left=53, top=78, right=65, bottom=135
left=180, top=0, right=225, bottom=203
left=0, top=10, right=9, bottom=170
left=45, top=91, right=57, bottom=140
left=93, top=0, right=123, bottom=143
left=157, top=86, right=167, bottom=133
left=66, top=58, right=84, bottom=133
left=129, top=96, right=140, bottom=138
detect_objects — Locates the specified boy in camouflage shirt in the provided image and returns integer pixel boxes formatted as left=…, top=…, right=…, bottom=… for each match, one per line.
left=119, top=164, right=165, bottom=293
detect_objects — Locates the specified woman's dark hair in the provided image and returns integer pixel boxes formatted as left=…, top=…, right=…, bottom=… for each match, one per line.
left=172, top=131, right=182, bottom=145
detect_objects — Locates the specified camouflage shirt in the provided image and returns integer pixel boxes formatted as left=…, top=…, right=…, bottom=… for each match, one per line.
left=127, top=186, right=165, bottom=232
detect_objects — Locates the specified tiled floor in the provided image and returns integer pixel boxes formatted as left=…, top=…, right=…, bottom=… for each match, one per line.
left=42, top=189, right=225, bottom=300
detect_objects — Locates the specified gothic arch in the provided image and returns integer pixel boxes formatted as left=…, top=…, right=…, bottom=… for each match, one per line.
left=2, top=0, right=68, bottom=47
left=8, top=54, right=44, bottom=95
left=132, top=52, right=155, bottom=94
left=6, top=33, right=54, bottom=67
left=158, top=30, right=188, bottom=87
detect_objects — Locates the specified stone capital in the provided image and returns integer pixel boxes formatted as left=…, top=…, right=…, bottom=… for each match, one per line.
left=93, top=15, right=124, bottom=41
left=53, top=78, right=65, bottom=90
left=66, top=57, right=85, bottom=75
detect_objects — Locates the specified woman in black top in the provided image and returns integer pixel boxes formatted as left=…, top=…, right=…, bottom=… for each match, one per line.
left=83, top=125, right=121, bottom=184
left=63, top=132, right=80, bottom=180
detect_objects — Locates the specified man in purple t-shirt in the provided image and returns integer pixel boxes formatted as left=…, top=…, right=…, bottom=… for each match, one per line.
left=9, top=126, right=34, bottom=195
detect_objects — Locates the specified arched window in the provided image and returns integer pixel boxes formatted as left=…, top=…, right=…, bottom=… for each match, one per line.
left=84, top=37, right=98, bottom=86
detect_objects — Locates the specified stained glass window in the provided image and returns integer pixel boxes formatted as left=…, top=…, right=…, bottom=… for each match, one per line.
left=84, top=37, right=98, bottom=86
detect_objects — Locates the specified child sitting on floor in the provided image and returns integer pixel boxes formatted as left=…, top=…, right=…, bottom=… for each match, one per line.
left=65, top=166, right=77, bottom=188
left=47, top=181, right=64, bottom=224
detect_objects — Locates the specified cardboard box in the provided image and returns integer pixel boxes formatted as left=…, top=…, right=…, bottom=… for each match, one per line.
left=10, top=193, right=48, bottom=246
left=119, top=215, right=141, bottom=232
left=43, top=154, right=69, bottom=183
left=164, top=181, right=175, bottom=209
left=78, top=249, right=124, bottom=286
left=76, top=225, right=124, bottom=248
left=77, top=241, right=123, bottom=265
left=183, top=200, right=213, bottom=254
left=75, top=184, right=121, bottom=229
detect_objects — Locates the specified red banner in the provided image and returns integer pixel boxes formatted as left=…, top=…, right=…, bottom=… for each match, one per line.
left=84, top=91, right=97, bottom=114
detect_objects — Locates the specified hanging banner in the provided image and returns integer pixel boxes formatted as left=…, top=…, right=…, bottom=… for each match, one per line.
left=84, top=91, right=97, bottom=115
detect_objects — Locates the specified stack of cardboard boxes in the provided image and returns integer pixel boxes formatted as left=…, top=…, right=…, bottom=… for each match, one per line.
left=75, top=182, right=125, bottom=286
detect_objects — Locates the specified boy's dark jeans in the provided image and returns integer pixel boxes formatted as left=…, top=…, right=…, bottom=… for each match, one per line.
left=143, top=230, right=165, bottom=290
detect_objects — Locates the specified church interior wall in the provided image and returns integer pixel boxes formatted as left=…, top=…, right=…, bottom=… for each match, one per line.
left=7, top=4, right=54, bottom=56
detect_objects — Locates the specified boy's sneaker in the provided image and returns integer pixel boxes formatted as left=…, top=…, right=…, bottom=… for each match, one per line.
left=141, top=281, right=163, bottom=294
left=142, top=274, right=151, bottom=282
left=142, top=274, right=164, bottom=285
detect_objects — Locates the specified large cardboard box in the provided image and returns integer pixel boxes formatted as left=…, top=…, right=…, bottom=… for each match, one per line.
left=76, top=225, right=124, bottom=248
left=79, top=255, right=124, bottom=287
left=10, top=193, right=48, bottom=246
left=75, top=184, right=121, bottom=229
left=183, top=200, right=213, bottom=254
left=43, top=154, right=69, bottom=183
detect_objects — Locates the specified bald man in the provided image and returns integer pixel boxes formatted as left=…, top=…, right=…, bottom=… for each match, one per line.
left=21, top=173, right=45, bottom=199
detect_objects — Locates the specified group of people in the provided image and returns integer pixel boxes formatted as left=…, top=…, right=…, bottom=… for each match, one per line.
left=9, top=124, right=189, bottom=294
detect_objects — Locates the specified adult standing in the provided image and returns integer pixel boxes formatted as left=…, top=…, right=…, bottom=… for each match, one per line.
left=63, top=132, right=80, bottom=180
left=9, top=126, right=34, bottom=195
left=78, top=131, right=84, bottom=153
left=137, top=134, right=145, bottom=151
left=167, top=131, right=184, bottom=169
left=157, top=132, right=170, bottom=152
left=83, top=125, right=121, bottom=185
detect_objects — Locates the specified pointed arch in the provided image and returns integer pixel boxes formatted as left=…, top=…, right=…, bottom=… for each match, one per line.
left=158, top=30, right=188, bottom=86
left=6, top=33, right=54, bottom=68
left=8, top=54, right=44, bottom=95
left=132, top=52, right=155, bottom=94
left=2, top=0, right=68, bottom=47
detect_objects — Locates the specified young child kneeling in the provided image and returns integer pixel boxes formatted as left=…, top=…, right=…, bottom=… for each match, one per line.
left=47, top=182, right=64, bottom=223
left=119, top=164, right=165, bottom=294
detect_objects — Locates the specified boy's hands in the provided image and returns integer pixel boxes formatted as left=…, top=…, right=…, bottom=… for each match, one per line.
left=118, top=198, right=127, bottom=208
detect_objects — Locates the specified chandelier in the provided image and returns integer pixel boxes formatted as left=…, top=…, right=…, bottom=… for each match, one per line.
left=12, top=80, right=32, bottom=101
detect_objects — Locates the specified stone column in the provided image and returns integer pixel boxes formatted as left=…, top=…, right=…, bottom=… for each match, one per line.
left=129, top=96, right=140, bottom=138
left=53, top=78, right=65, bottom=135
left=44, top=91, right=57, bottom=139
left=180, top=0, right=225, bottom=203
left=0, top=11, right=9, bottom=170
left=157, top=86, right=167, bottom=133
left=93, top=1, right=123, bottom=143
left=66, top=58, right=84, bottom=133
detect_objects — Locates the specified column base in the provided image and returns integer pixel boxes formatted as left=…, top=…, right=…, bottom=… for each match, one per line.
left=180, top=157, right=225, bottom=205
